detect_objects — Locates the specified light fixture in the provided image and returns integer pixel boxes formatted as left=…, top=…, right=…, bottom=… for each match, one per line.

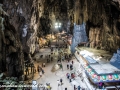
left=55, top=22, right=61, bottom=29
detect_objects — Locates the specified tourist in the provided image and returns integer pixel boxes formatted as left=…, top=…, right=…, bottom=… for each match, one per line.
left=69, top=76, right=72, bottom=82
left=57, top=59, right=60, bottom=63
left=74, top=85, right=76, bottom=90
left=72, top=60, right=74, bottom=64
left=39, top=66, right=42, bottom=71
left=61, top=56, right=64, bottom=61
left=46, top=83, right=51, bottom=90
left=49, top=55, right=50, bottom=58
left=40, top=55, right=43, bottom=58
left=57, top=80, right=60, bottom=86
left=70, top=64, right=73, bottom=70
left=98, top=82, right=103, bottom=89
left=65, top=88, right=67, bottom=90
left=41, top=69, right=45, bottom=74
left=71, top=73, right=75, bottom=79
left=67, top=59, right=70, bottom=62
left=42, top=63, right=44, bottom=67
left=67, top=63, right=69, bottom=69
left=60, top=63, right=63, bottom=71
left=60, top=78, right=63, bottom=85
left=43, top=63, right=45, bottom=67
left=66, top=73, right=70, bottom=79
left=78, top=85, right=81, bottom=90
left=47, top=59, right=49, bottom=63
left=39, top=71, right=42, bottom=77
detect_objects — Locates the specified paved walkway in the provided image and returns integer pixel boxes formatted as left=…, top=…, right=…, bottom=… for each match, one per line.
left=32, top=47, right=90, bottom=90
left=31, top=37, right=97, bottom=90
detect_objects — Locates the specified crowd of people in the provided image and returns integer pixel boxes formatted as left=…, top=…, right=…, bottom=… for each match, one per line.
left=37, top=65, right=45, bottom=77
left=34, top=38, right=84, bottom=90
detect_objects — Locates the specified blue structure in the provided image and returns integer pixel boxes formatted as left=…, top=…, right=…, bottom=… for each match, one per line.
left=110, top=48, right=120, bottom=69
left=71, top=23, right=88, bottom=53
left=83, top=55, right=98, bottom=64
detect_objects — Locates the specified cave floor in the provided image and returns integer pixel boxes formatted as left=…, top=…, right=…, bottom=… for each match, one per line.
left=32, top=48, right=89, bottom=90
left=26, top=40, right=115, bottom=90
left=29, top=38, right=96, bottom=90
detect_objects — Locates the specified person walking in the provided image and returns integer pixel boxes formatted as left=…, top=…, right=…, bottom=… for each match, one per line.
left=70, top=64, right=73, bottom=70
left=74, top=85, right=76, bottom=90
left=78, top=85, right=81, bottom=90
left=43, top=63, right=45, bottom=67
left=41, top=69, right=45, bottom=74
left=67, top=59, right=70, bottom=63
left=42, top=63, right=43, bottom=67
left=61, top=55, right=64, bottom=61
left=39, top=66, right=42, bottom=71
left=60, top=78, right=63, bottom=85
left=66, top=73, right=70, bottom=79
left=57, top=80, right=60, bottom=86
left=67, top=63, right=69, bottom=69
left=57, top=59, right=60, bottom=63
left=72, top=60, right=74, bottom=64
left=39, top=71, right=42, bottom=77
left=60, top=63, right=63, bottom=71
left=69, top=76, right=72, bottom=82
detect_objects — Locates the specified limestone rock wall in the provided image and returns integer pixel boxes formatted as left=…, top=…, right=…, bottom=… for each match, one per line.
left=0, top=0, right=68, bottom=78
left=89, top=28, right=101, bottom=49
left=67, top=0, right=120, bottom=52
left=0, top=0, right=45, bottom=79
left=2, top=0, right=44, bottom=54
left=2, top=0, right=68, bottom=54
left=0, top=5, right=24, bottom=80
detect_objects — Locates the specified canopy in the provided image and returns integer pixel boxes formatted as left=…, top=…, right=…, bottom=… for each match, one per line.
left=84, top=64, right=120, bottom=83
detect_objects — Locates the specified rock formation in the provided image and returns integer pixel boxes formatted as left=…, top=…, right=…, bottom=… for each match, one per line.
left=67, top=0, right=120, bottom=52
left=0, top=5, right=24, bottom=80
